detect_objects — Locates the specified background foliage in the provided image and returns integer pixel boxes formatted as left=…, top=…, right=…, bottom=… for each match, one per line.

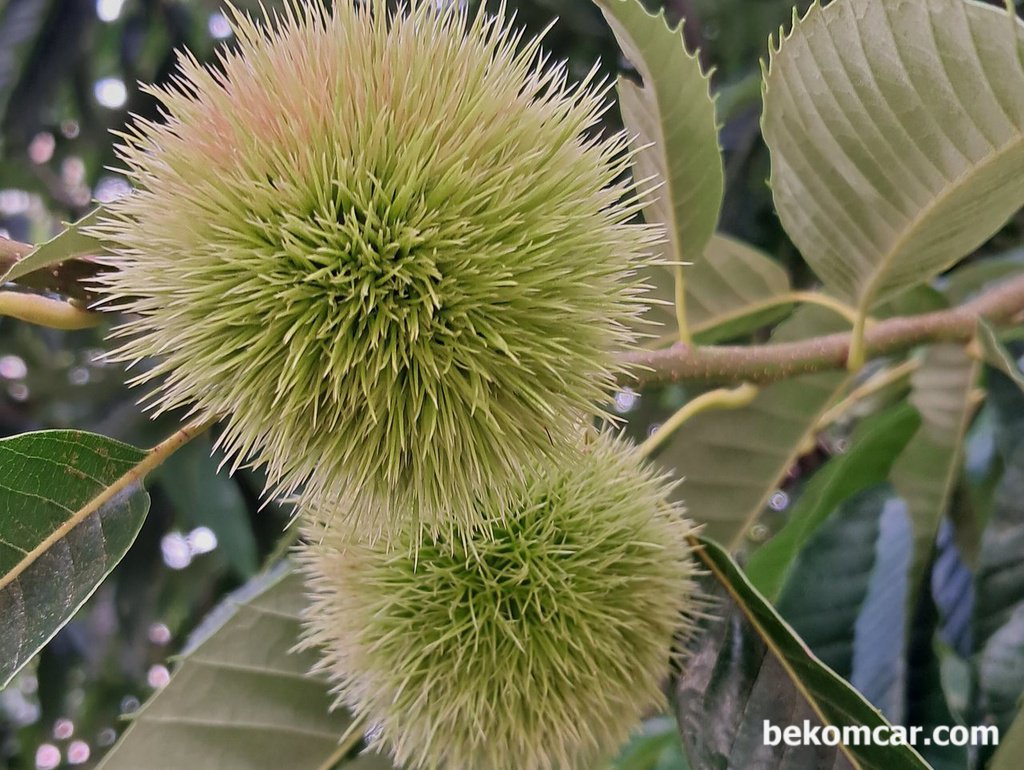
left=1, top=1, right=1023, bottom=769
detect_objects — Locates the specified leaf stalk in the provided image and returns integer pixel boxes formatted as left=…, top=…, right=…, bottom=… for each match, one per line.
left=0, top=292, right=102, bottom=330
left=638, top=382, right=759, bottom=457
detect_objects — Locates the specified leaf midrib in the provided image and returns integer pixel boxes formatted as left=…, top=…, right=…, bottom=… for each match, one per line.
left=0, top=421, right=205, bottom=593
left=859, top=128, right=1024, bottom=316
left=693, top=538, right=868, bottom=770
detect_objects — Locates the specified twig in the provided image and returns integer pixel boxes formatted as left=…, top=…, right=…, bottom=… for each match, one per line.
left=314, top=718, right=368, bottom=770
left=0, top=291, right=102, bottom=329
left=0, top=416, right=215, bottom=594
left=621, top=273, right=1024, bottom=387
left=638, top=383, right=759, bottom=457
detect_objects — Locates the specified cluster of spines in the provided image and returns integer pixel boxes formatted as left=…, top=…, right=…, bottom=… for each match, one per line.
left=96, top=1, right=702, bottom=765
left=299, top=434, right=701, bottom=770
left=96, top=0, right=660, bottom=536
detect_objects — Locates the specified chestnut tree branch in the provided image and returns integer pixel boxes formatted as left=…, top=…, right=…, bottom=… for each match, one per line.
left=621, top=273, right=1024, bottom=387
left=5, top=231, right=1024, bottom=386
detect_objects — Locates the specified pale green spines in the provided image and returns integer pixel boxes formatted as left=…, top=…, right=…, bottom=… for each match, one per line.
left=96, top=0, right=659, bottom=531
left=298, top=434, right=701, bottom=770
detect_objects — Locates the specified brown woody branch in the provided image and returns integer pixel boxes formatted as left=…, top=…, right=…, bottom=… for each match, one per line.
left=621, top=273, right=1024, bottom=387
left=6, top=230, right=1024, bottom=382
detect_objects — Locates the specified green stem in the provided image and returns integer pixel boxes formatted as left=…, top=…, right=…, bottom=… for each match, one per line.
left=0, top=416, right=215, bottom=594
left=674, top=263, right=692, bottom=345
left=314, top=718, right=368, bottom=770
left=786, top=290, right=863, bottom=327
left=847, top=307, right=869, bottom=371
left=0, top=291, right=102, bottom=330
left=643, top=290, right=864, bottom=351
left=638, top=383, right=759, bottom=457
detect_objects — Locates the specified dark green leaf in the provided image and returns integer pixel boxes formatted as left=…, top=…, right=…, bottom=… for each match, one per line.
left=974, top=443, right=1024, bottom=650
left=746, top=405, right=919, bottom=600
left=932, top=523, right=975, bottom=661
left=975, top=603, right=1024, bottom=747
left=157, top=439, right=258, bottom=578
left=904, top=576, right=969, bottom=770
left=677, top=538, right=931, bottom=770
left=988, top=369, right=1024, bottom=459
left=972, top=442, right=1024, bottom=762
left=0, top=430, right=149, bottom=690
left=775, top=488, right=911, bottom=720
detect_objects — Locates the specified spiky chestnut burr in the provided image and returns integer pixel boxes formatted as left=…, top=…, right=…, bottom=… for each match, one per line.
left=95, top=0, right=659, bottom=532
left=298, top=434, right=701, bottom=770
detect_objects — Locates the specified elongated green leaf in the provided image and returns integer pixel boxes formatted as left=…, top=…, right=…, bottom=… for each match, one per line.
left=0, top=431, right=149, bottom=690
left=640, top=234, right=793, bottom=345
left=974, top=442, right=1024, bottom=649
left=763, top=0, right=1024, bottom=315
left=594, top=0, right=787, bottom=345
left=657, top=307, right=851, bottom=548
left=892, top=345, right=982, bottom=602
left=942, top=251, right=1024, bottom=305
left=977, top=320, right=1024, bottom=392
left=96, top=565, right=382, bottom=770
left=1, top=207, right=105, bottom=283
left=596, top=0, right=722, bottom=270
left=677, top=538, right=930, bottom=770
left=776, top=488, right=912, bottom=720
left=990, top=707, right=1024, bottom=770
left=746, top=405, right=919, bottom=600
